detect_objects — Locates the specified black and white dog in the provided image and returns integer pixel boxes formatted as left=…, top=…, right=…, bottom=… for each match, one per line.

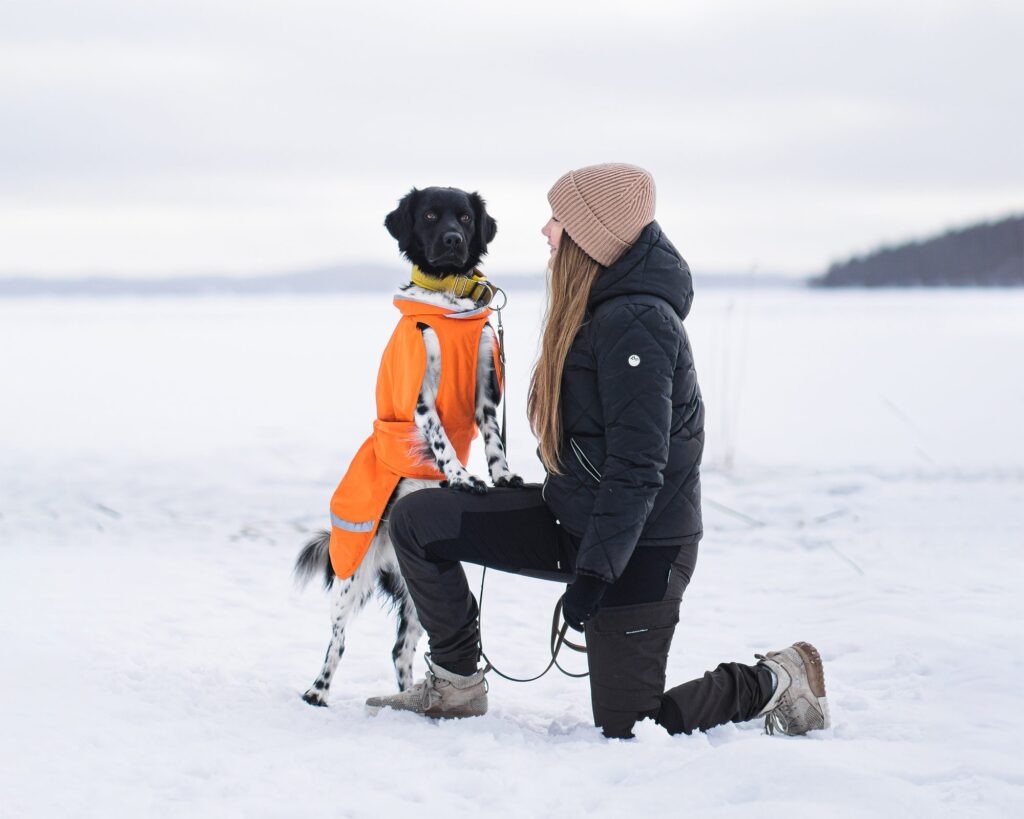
left=294, top=187, right=522, bottom=706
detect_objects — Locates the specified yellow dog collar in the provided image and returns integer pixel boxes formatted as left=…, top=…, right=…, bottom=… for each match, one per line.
left=411, top=265, right=493, bottom=304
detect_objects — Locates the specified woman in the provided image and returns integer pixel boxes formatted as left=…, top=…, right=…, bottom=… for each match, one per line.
left=366, top=163, right=829, bottom=739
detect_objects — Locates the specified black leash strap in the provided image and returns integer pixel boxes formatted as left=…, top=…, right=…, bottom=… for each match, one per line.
left=490, top=287, right=508, bottom=450
left=478, top=567, right=589, bottom=682
left=479, top=286, right=588, bottom=682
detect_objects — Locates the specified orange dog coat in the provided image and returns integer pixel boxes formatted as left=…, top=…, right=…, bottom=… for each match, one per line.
left=328, top=294, right=499, bottom=579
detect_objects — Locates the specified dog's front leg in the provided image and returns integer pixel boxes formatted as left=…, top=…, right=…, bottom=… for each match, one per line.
left=476, top=324, right=523, bottom=488
left=414, top=325, right=487, bottom=494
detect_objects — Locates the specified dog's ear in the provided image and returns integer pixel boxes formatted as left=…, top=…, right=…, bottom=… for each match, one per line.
left=385, top=189, right=418, bottom=248
left=469, top=192, right=498, bottom=255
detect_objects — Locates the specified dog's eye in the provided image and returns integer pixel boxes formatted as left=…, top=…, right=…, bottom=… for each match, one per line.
left=459, top=214, right=472, bottom=224
left=424, top=212, right=437, bottom=221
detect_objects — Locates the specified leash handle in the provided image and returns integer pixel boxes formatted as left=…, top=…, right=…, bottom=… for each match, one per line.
left=551, top=597, right=588, bottom=654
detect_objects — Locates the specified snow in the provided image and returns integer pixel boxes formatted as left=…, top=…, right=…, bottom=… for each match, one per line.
left=2, top=288, right=1023, bottom=818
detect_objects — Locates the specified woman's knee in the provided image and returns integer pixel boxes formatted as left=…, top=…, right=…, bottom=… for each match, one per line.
left=388, top=487, right=460, bottom=555
left=388, top=492, right=426, bottom=553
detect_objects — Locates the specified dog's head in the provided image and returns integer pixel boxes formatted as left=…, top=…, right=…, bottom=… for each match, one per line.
left=385, top=187, right=498, bottom=276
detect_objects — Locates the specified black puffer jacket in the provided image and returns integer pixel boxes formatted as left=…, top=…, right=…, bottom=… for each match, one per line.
left=543, top=221, right=704, bottom=583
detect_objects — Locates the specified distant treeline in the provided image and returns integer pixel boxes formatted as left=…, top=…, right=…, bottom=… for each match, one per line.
left=813, top=214, right=1024, bottom=287
left=0, top=267, right=795, bottom=298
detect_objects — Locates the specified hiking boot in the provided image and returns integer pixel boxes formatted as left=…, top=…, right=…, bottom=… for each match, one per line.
left=756, top=641, right=830, bottom=736
left=365, top=658, right=488, bottom=719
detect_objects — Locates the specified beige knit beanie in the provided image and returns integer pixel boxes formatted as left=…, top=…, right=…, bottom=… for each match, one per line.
left=547, top=162, right=656, bottom=267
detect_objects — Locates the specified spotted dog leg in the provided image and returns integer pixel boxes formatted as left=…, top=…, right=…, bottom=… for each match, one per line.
left=380, top=575, right=424, bottom=692
left=476, top=323, right=523, bottom=488
left=391, top=602, right=424, bottom=692
left=413, top=325, right=488, bottom=494
left=301, top=547, right=378, bottom=706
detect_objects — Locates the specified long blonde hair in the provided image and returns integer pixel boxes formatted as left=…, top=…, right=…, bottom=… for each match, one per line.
left=527, top=231, right=602, bottom=474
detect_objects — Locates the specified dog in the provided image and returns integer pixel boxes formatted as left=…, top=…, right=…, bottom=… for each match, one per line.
left=294, top=187, right=522, bottom=705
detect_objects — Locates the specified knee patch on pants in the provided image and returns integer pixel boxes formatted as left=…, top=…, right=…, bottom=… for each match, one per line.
left=585, top=599, right=680, bottom=739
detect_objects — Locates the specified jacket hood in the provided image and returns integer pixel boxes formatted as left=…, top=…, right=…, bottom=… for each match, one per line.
left=586, top=221, right=693, bottom=320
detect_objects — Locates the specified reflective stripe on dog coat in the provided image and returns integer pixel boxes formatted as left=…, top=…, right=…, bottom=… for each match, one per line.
left=328, top=295, right=499, bottom=579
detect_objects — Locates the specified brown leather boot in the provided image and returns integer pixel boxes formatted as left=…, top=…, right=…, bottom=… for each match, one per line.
left=756, top=642, right=830, bottom=736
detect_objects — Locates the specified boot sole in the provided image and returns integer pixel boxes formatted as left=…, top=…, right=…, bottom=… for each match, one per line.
left=365, top=696, right=488, bottom=720
left=791, top=641, right=831, bottom=731
left=424, top=695, right=488, bottom=719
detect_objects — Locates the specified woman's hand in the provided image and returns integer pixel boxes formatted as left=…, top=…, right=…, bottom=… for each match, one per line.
left=562, top=574, right=609, bottom=631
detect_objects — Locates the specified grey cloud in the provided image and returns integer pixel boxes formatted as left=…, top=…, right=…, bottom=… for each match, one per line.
left=2, top=0, right=1022, bottom=275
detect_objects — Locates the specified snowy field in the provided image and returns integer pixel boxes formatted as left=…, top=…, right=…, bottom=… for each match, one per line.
left=2, top=287, right=1023, bottom=818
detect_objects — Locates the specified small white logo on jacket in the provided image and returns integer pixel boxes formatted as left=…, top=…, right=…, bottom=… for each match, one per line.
left=628, top=354, right=641, bottom=367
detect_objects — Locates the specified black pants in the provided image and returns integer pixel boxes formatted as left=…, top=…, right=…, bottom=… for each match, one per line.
left=389, top=485, right=773, bottom=737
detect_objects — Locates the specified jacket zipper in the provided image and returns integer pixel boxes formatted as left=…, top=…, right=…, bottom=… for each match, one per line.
left=570, top=438, right=602, bottom=483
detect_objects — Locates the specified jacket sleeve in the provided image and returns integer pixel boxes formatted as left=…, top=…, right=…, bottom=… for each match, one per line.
left=574, top=301, right=678, bottom=583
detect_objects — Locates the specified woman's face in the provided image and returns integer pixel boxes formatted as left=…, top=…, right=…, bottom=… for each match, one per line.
left=541, top=216, right=563, bottom=259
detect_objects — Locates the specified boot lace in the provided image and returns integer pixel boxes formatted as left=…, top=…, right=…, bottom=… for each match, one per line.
left=763, top=708, right=791, bottom=736
left=421, top=655, right=447, bottom=708
left=754, top=653, right=791, bottom=736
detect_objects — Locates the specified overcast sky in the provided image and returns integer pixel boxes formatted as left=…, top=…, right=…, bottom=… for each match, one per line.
left=2, top=0, right=1022, bottom=278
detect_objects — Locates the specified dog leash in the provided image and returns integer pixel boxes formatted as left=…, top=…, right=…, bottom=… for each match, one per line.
left=475, top=282, right=589, bottom=683
left=478, top=566, right=589, bottom=682
left=482, top=282, right=509, bottom=450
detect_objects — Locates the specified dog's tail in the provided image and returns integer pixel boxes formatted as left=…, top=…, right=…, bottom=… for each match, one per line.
left=294, top=530, right=334, bottom=591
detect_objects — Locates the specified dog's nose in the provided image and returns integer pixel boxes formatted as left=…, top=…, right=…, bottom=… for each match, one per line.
left=443, top=232, right=464, bottom=249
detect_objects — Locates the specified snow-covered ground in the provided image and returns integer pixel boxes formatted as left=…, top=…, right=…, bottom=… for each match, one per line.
left=2, top=288, right=1023, bottom=818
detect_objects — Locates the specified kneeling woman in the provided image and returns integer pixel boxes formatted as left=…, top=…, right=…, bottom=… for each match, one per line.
left=367, top=163, right=829, bottom=739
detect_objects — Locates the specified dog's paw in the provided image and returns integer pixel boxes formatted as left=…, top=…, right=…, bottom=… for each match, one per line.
left=302, top=689, right=328, bottom=707
left=494, top=474, right=525, bottom=488
left=443, top=474, right=488, bottom=495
